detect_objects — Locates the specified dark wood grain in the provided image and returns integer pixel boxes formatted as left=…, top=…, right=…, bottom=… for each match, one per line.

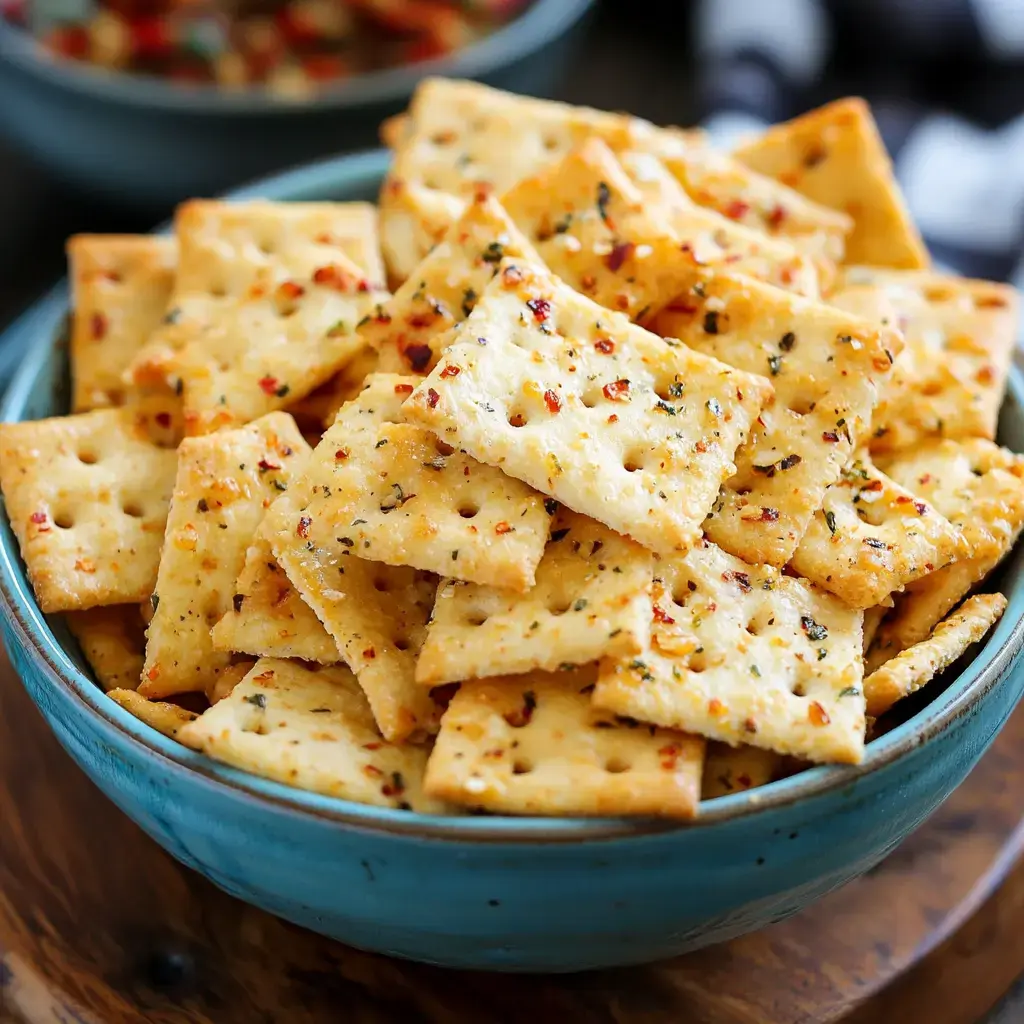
left=2, top=640, right=1023, bottom=1024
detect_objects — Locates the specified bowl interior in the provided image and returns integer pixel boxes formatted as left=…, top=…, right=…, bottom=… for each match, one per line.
left=2, top=149, right=1023, bottom=840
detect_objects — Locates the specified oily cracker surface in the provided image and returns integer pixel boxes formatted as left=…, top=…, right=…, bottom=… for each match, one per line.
left=734, top=98, right=929, bottom=269
left=66, top=604, right=147, bottom=692
left=416, top=510, right=653, bottom=685
left=368, top=192, right=543, bottom=375
left=264, top=485, right=442, bottom=743
left=594, top=540, right=866, bottom=764
left=864, top=593, right=1006, bottom=717
left=68, top=234, right=177, bottom=412
left=790, top=453, right=967, bottom=609
left=0, top=409, right=178, bottom=613
left=405, top=260, right=772, bottom=557
left=108, top=688, right=199, bottom=740
left=650, top=269, right=903, bottom=565
left=424, top=667, right=705, bottom=819
left=281, top=372, right=551, bottom=589
left=139, top=413, right=310, bottom=699
left=210, top=531, right=338, bottom=664
left=701, top=742, right=784, bottom=800
left=179, top=658, right=448, bottom=811
left=838, top=268, right=1019, bottom=448
left=128, top=200, right=388, bottom=434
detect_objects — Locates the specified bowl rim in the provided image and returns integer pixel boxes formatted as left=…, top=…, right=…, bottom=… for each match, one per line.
left=2, top=148, right=1023, bottom=844
left=0, top=0, right=593, bottom=115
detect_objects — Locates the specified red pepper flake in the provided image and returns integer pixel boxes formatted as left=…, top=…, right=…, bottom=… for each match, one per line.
left=312, top=264, right=366, bottom=292
left=767, top=204, right=787, bottom=229
left=440, top=365, right=461, bottom=379
left=335, top=448, right=349, bottom=461
left=426, top=388, right=441, bottom=409
left=394, top=383, right=414, bottom=395
left=602, top=379, right=630, bottom=401
left=808, top=701, right=831, bottom=726
left=976, top=295, right=1008, bottom=309
left=744, top=718, right=758, bottom=734
left=580, top=274, right=597, bottom=292
left=381, top=772, right=406, bottom=797
left=29, top=511, right=47, bottom=525
left=724, top=199, right=750, bottom=220
left=976, top=364, right=997, bottom=385
left=822, top=431, right=840, bottom=443
left=362, top=646, right=376, bottom=660
left=666, top=300, right=697, bottom=315
left=258, top=375, right=280, bottom=396
left=526, top=297, right=551, bottom=323
left=694, top=439, right=708, bottom=453
left=708, top=698, right=725, bottom=716
left=722, top=570, right=752, bottom=593
left=404, top=344, right=433, bottom=373
left=495, top=522, right=512, bottom=534
left=605, top=241, right=635, bottom=272
left=594, top=338, right=615, bottom=354
left=90, top=312, right=108, bottom=340
left=607, top=414, right=619, bottom=423
left=543, top=389, right=562, bottom=413
left=363, top=742, right=382, bottom=751
left=297, top=515, right=312, bottom=538
left=658, top=743, right=680, bottom=769
left=275, top=281, right=305, bottom=305
left=155, top=412, right=172, bottom=428
left=408, top=313, right=437, bottom=329
left=363, top=764, right=384, bottom=778
left=757, top=507, right=780, bottom=522
left=258, top=458, right=281, bottom=472
left=653, top=605, right=676, bottom=625
left=501, top=264, right=524, bottom=287
left=914, top=500, right=928, bottom=515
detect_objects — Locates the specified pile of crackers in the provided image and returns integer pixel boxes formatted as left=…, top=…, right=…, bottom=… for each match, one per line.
left=1, top=79, right=1020, bottom=820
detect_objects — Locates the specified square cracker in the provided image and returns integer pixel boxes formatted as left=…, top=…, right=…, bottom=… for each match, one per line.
left=67, top=234, right=177, bottom=412
left=649, top=269, right=903, bottom=566
left=368, top=192, right=544, bottom=375
left=179, top=658, right=449, bottom=812
left=139, top=413, right=311, bottom=699
left=789, top=452, right=967, bottom=609
left=617, top=150, right=822, bottom=298
left=502, top=139, right=817, bottom=322
left=379, top=77, right=684, bottom=281
left=423, top=666, right=705, bottom=819
left=593, top=540, right=866, bottom=765
left=280, top=373, right=551, bottom=590
left=733, top=98, right=929, bottom=269
left=867, top=439, right=1024, bottom=666
left=0, top=409, right=178, bottom=612
left=127, top=200, right=389, bottom=435
left=837, top=268, right=1019, bottom=449
left=701, top=742, right=783, bottom=800
left=404, top=259, right=772, bottom=557
left=264, top=485, right=444, bottom=743
left=66, top=604, right=146, bottom=692
left=416, top=509, right=654, bottom=686
left=210, top=531, right=338, bottom=664
left=108, top=688, right=199, bottom=741
left=863, top=593, right=1006, bottom=717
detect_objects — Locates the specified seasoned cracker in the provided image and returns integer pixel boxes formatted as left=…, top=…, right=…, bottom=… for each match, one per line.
left=650, top=269, right=903, bottom=565
left=701, top=742, right=783, bottom=800
left=416, top=510, right=653, bottom=685
left=734, top=98, right=929, bottom=269
left=67, top=234, right=177, bottom=412
left=867, top=439, right=1024, bottom=665
left=405, top=260, right=772, bottom=557
left=210, top=531, right=338, bottom=663
left=790, top=453, right=967, bottom=609
left=369, top=192, right=543, bottom=375
left=139, top=413, right=310, bottom=699
left=424, top=667, right=705, bottom=818
left=179, top=658, right=448, bottom=811
left=65, top=604, right=146, bottom=692
left=127, top=201, right=389, bottom=434
left=108, top=688, right=199, bottom=740
left=379, top=180, right=467, bottom=286
left=264, top=488, right=442, bottom=742
left=281, top=372, right=551, bottom=589
left=207, top=659, right=255, bottom=705
left=837, top=269, right=1019, bottom=448
left=593, top=540, right=866, bottom=764
left=864, top=593, right=1006, bottom=717
left=0, top=409, right=178, bottom=612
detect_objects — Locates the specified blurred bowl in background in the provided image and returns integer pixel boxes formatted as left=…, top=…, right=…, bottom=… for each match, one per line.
left=0, top=0, right=593, bottom=210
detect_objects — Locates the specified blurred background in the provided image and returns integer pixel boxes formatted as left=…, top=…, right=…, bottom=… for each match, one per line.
left=3, top=0, right=1024, bottom=328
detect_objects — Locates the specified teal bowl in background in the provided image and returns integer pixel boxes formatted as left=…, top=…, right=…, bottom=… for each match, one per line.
left=0, top=0, right=593, bottom=208
left=0, top=151, right=1023, bottom=973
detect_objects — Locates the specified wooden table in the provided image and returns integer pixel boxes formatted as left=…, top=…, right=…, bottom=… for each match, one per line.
left=2, top=640, right=1024, bottom=1024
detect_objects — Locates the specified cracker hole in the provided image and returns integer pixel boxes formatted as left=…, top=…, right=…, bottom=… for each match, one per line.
left=791, top=682, right=807, bottom=697
left=547, top=599, right=571, bottom=616
left=654, top=379, right=684, bottom=402
left=466, top=613, right=489, bottom=627
left=393, top=637, right=411, bottom=652
left=53, top=512, right=74, bottom=530
left=122, top=501, right=144, bottom=519
left=787, top=395, right=817, bottom=417
left=688, top=652, right=707, bottom=673
left=458, top=504, right=480, bottom=519
left=512, top=760, right=533, bottom=775
left=77, top=450, right=98, bottom=465
left=209, top=285, right=228, bottom=299
left=605, top=757, right=631, bottom=774
left=508, top=410, right=528, bottom=428
left=372, top=578, right=390, bottom=593
left=623, top=450, right=646, bottom=473
left=542, top=136, right=560, bottom=152
left=671, top=583, right=693, bottom=606
left=745, top=620, right=760, bottom=636
left=434, top=438, right=455, bottom=456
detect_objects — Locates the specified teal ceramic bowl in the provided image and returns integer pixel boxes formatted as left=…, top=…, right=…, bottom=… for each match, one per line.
left=1, top=151, right=1023, bottom=973
left=0, top=0, right=592, bottom=208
